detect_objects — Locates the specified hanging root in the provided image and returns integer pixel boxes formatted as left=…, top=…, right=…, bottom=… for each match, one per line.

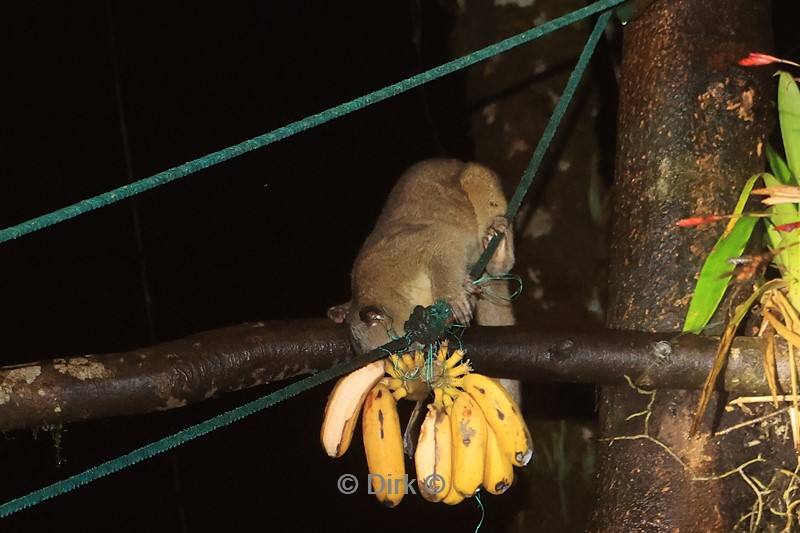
left=603, top=376, right=800, bottom=532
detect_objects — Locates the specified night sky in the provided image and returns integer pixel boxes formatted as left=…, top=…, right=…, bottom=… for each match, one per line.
left=1, top=2, right=798, bottom=532
left=0, top=2, right=507, bottom=531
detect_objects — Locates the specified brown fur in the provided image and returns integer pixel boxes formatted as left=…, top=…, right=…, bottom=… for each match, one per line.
left=329, top=158, right=515, bottom=353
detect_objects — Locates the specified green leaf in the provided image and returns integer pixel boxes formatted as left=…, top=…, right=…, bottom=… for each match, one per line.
left=683, top=173, right=761, bottom=332
left=762, top=172, right=800, bottom=307
left=778, top=71, right=800, bottom=180
left=683, top=217, right=759, bottom=332
left=765, top=144, right=795, bottom=185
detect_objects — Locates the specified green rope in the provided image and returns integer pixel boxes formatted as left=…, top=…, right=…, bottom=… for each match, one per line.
left=473, top=273, right=524, bottom=301
left=0, top=339, right=405, bottom=518
left=474, top=491, right=486, bottom=533
left=0, top=3, right=620, bottom=518
left=470, top=9, right=613, bottom=280
left=0, top=0, right=623, bottom=245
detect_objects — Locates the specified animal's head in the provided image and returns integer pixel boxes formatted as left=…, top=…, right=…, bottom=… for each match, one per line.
left=327, top=302, right=403, bottom=354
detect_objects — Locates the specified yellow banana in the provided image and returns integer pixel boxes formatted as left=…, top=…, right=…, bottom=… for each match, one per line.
left=441, top=483, right=465, bottom=505
left=483, top=425, right=514, bottom=495
left=441, top=400, right=466, bottom=506
left=461, top=373, right=533, bottom=467
left=362, top=383, right=406, bottom=507
left=450, top=389, right=487, bottom=497
left=414, top=402, right=453, bottom=502
left=320, top=360, right=385, bottom=458
left=384, top=351, right=430, bottom=401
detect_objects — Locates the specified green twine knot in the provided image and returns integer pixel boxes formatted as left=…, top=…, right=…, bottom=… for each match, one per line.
left=403, top=299, right=453, bottom=345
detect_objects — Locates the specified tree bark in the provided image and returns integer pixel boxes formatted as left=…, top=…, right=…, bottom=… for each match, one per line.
left=592, top=1, right=781, bottom=531
left=0, top=318, right=792, bottom=438
left=450, top=1, right=610, bottom=528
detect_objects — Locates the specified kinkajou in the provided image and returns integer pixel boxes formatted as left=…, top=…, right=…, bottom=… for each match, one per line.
left=328, top=158, right=516, bottom=354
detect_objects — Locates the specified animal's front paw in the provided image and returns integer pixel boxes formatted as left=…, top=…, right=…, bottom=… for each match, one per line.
left=447, top=297, right=473, bottom=326
left=483, top=216, right=514, bottom=275
left=445, top=286, right=477, bottom=327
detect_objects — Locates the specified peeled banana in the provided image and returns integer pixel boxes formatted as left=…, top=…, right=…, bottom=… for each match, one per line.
left=362, top=383, right=406, bottom=507
left=320, top=359, right=386, bottom=458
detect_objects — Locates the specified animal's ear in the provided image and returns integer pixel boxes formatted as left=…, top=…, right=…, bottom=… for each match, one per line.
left=327, top=302, right=351, bottom=324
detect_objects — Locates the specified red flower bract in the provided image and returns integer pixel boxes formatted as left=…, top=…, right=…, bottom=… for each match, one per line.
left=738, top=53, right=781, bottom=66
left=676, top=215, right=724, bottom=227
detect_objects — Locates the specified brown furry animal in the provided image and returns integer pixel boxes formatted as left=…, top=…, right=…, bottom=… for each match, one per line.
left=328, top=158, right=515, bottom=353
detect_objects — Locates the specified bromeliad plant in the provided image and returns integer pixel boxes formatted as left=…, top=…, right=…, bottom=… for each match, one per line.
left=683, top=58, right=800, bottom=443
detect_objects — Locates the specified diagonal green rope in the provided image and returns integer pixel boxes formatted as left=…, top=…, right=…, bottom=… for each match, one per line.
left=0, top=337, right=407, bottom=518
left=471, top=8, right=613, bottom=280
left=0, top=4, right=619, bottom=519
left=0, top=0, right=623, bottom=245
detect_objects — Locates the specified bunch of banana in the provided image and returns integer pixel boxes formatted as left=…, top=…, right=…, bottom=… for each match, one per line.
left=320, top=340, right=532, bottom=507
left=413, top=344, right=532, bottom=503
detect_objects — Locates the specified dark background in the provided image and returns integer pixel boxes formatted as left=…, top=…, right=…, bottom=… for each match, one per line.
left=0, top=1, right=797, bottom=532
left=0, top=1, right=501, bottom=531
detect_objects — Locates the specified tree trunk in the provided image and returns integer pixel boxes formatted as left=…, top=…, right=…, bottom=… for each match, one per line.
left=593, top=1, right=781, bottom=531
left=451, top=0, right=612, bottom=529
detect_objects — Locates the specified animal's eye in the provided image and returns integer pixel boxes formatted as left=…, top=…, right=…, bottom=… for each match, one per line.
left=359, top=306, right=385, bottom=325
